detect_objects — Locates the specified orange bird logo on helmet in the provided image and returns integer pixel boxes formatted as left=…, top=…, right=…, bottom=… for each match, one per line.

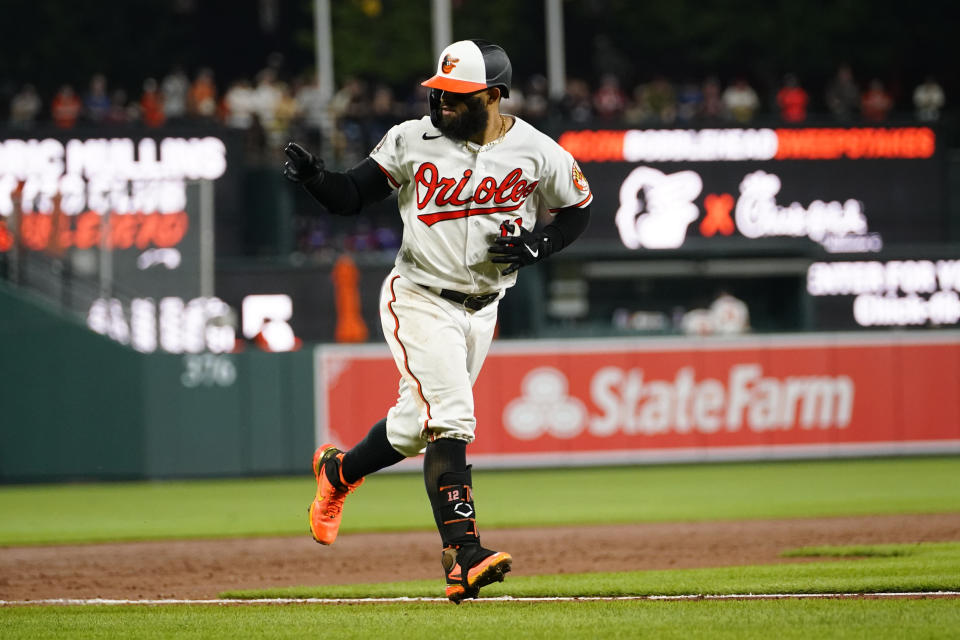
left=441, top=54, right=459, bottom=74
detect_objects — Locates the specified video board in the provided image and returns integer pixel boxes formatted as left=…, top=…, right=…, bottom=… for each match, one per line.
left=0, top=130, right=242, bottom=352
left=806, top=257, right=960, bottom=329
left=559, top=126, right=945, bottom=252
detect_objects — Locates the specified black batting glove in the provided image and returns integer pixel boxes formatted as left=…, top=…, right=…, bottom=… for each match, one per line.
left=283, top=141, right=325, bottom=185
left=489, top=222, right=554, bottom=276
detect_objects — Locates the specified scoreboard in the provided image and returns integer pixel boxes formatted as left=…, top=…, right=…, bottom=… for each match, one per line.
left=558, top=125, right=956, bottom=331
left=0, top=131, right=241, bottom=352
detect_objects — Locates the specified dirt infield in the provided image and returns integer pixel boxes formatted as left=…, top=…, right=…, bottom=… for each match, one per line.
left=2, top=513, right=959, bottom=601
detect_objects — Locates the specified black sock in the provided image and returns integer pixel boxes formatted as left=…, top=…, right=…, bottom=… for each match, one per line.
left=339, top=418, right=406, bottom=484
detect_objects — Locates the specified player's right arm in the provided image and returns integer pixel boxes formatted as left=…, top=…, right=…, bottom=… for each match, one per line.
left=282, top=142, right=392, bottom=216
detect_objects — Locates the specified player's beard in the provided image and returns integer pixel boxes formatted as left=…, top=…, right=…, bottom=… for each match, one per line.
left=438, top=96, right=489, bottom=141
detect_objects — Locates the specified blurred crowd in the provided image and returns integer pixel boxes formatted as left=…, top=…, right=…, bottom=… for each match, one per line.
left=550, top=66, right=947, bottom=127
left=3, top=61, right=949, bottom=259
left=4, top=62, right=949, bottom=167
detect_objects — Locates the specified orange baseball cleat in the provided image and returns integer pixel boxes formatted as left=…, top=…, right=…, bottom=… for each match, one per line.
left=442, top=545, right=512, bottom=603
left=308, top=444, right=364, bottom=545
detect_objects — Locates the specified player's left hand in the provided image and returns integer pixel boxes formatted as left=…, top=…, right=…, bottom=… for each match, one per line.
left=489, top=223, right=553, bottom=275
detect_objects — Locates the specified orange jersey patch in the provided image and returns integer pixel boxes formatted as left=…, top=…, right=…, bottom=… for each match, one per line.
left=572, top=162, right=589, bottom=192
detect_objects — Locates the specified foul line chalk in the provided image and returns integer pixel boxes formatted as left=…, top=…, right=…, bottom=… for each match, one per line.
left=2, top=592, right=959, bottom=606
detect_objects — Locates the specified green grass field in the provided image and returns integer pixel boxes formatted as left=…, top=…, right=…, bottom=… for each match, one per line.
left=1, top=456, right=958, bottom=545
left=225, top=542, right=960, bottom=599
left=2, top=599, right=959, bottom=640
left=2, top=456, right=959, bottom=638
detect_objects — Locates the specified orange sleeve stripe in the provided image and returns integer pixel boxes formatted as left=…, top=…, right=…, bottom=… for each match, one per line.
left=548, top=191, right=593, bottom=213
left=387, top=275, right=432, bottom=423
left=373, top=160, right=401, bottom=188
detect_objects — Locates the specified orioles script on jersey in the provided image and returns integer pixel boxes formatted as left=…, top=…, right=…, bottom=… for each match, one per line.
left=414, top=162, right=540, bottom=226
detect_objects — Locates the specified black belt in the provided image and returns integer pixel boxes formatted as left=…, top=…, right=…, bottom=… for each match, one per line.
left=421, top=285, right=499, bottom=311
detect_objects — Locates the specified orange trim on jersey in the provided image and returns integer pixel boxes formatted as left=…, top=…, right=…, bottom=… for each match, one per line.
left=387, top=275, right=433, bottom=426
left=421, top=76, right=487, bottom=93
left=373, top=160, right=401, bottom=188
left=548, top=191, right=593, bottom=213
left=417, top=203, right=524, bottom=227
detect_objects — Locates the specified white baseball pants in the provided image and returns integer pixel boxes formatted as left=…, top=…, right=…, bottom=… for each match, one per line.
left=379, top=269, right=500, bottom=457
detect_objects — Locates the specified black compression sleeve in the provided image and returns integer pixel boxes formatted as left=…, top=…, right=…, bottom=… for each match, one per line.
left=351, top=158, right=394, bottom=208
left=302, top=157, right=393, bottom=216
left=541, top=204, right=590, bottom=252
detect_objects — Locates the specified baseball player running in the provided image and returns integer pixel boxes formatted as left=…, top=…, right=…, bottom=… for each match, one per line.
left=283, top=39, right=592, bottom=603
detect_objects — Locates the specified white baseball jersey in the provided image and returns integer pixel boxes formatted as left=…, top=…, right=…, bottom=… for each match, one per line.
left=370, top=115, right=592, bottom=294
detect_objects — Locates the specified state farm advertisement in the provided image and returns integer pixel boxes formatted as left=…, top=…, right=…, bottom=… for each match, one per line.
left=315, top=333, right=960, bottom=467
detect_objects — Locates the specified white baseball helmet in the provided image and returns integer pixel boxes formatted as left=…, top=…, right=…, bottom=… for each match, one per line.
left=421, top=39, right=512, bottom=97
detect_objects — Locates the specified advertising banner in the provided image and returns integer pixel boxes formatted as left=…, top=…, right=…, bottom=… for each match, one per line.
left=315, top=332, right=960, bottom=468
left=559, top=127, right=946, bottom=253
left=0, top=129, right=244, bottom=353
left=0, top=132, right=232, bottom=261
left=807, top=258, right=960, bottom=330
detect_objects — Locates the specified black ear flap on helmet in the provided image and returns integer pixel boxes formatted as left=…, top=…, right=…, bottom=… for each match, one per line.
left=470, top=39, right=511, bottom=99
left=429, top=88, right=442, bottom=127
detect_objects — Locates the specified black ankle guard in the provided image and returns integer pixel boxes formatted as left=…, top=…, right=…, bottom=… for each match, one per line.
left=435, top=466, right=478, bottom=547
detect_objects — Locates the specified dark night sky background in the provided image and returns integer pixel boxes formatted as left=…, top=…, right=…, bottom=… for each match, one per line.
left=1, top=0, right=956, bottom=115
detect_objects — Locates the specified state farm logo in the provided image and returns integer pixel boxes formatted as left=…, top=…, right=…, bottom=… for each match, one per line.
left=503, top=364, right=854, bottom=439
left=502, top=367, right=588, bottom=439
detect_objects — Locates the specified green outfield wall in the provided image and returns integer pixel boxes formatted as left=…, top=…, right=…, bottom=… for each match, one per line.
left=0, top=283, right=314, bottom=482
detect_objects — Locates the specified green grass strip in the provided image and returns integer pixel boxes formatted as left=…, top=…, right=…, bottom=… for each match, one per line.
left=1, top=456, right=958, bottom=545
left=2, top=600, right=958, bottom=640
left=782, top=544, right=916, bottom=558
left=224, top=542, right=960, bottom=600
